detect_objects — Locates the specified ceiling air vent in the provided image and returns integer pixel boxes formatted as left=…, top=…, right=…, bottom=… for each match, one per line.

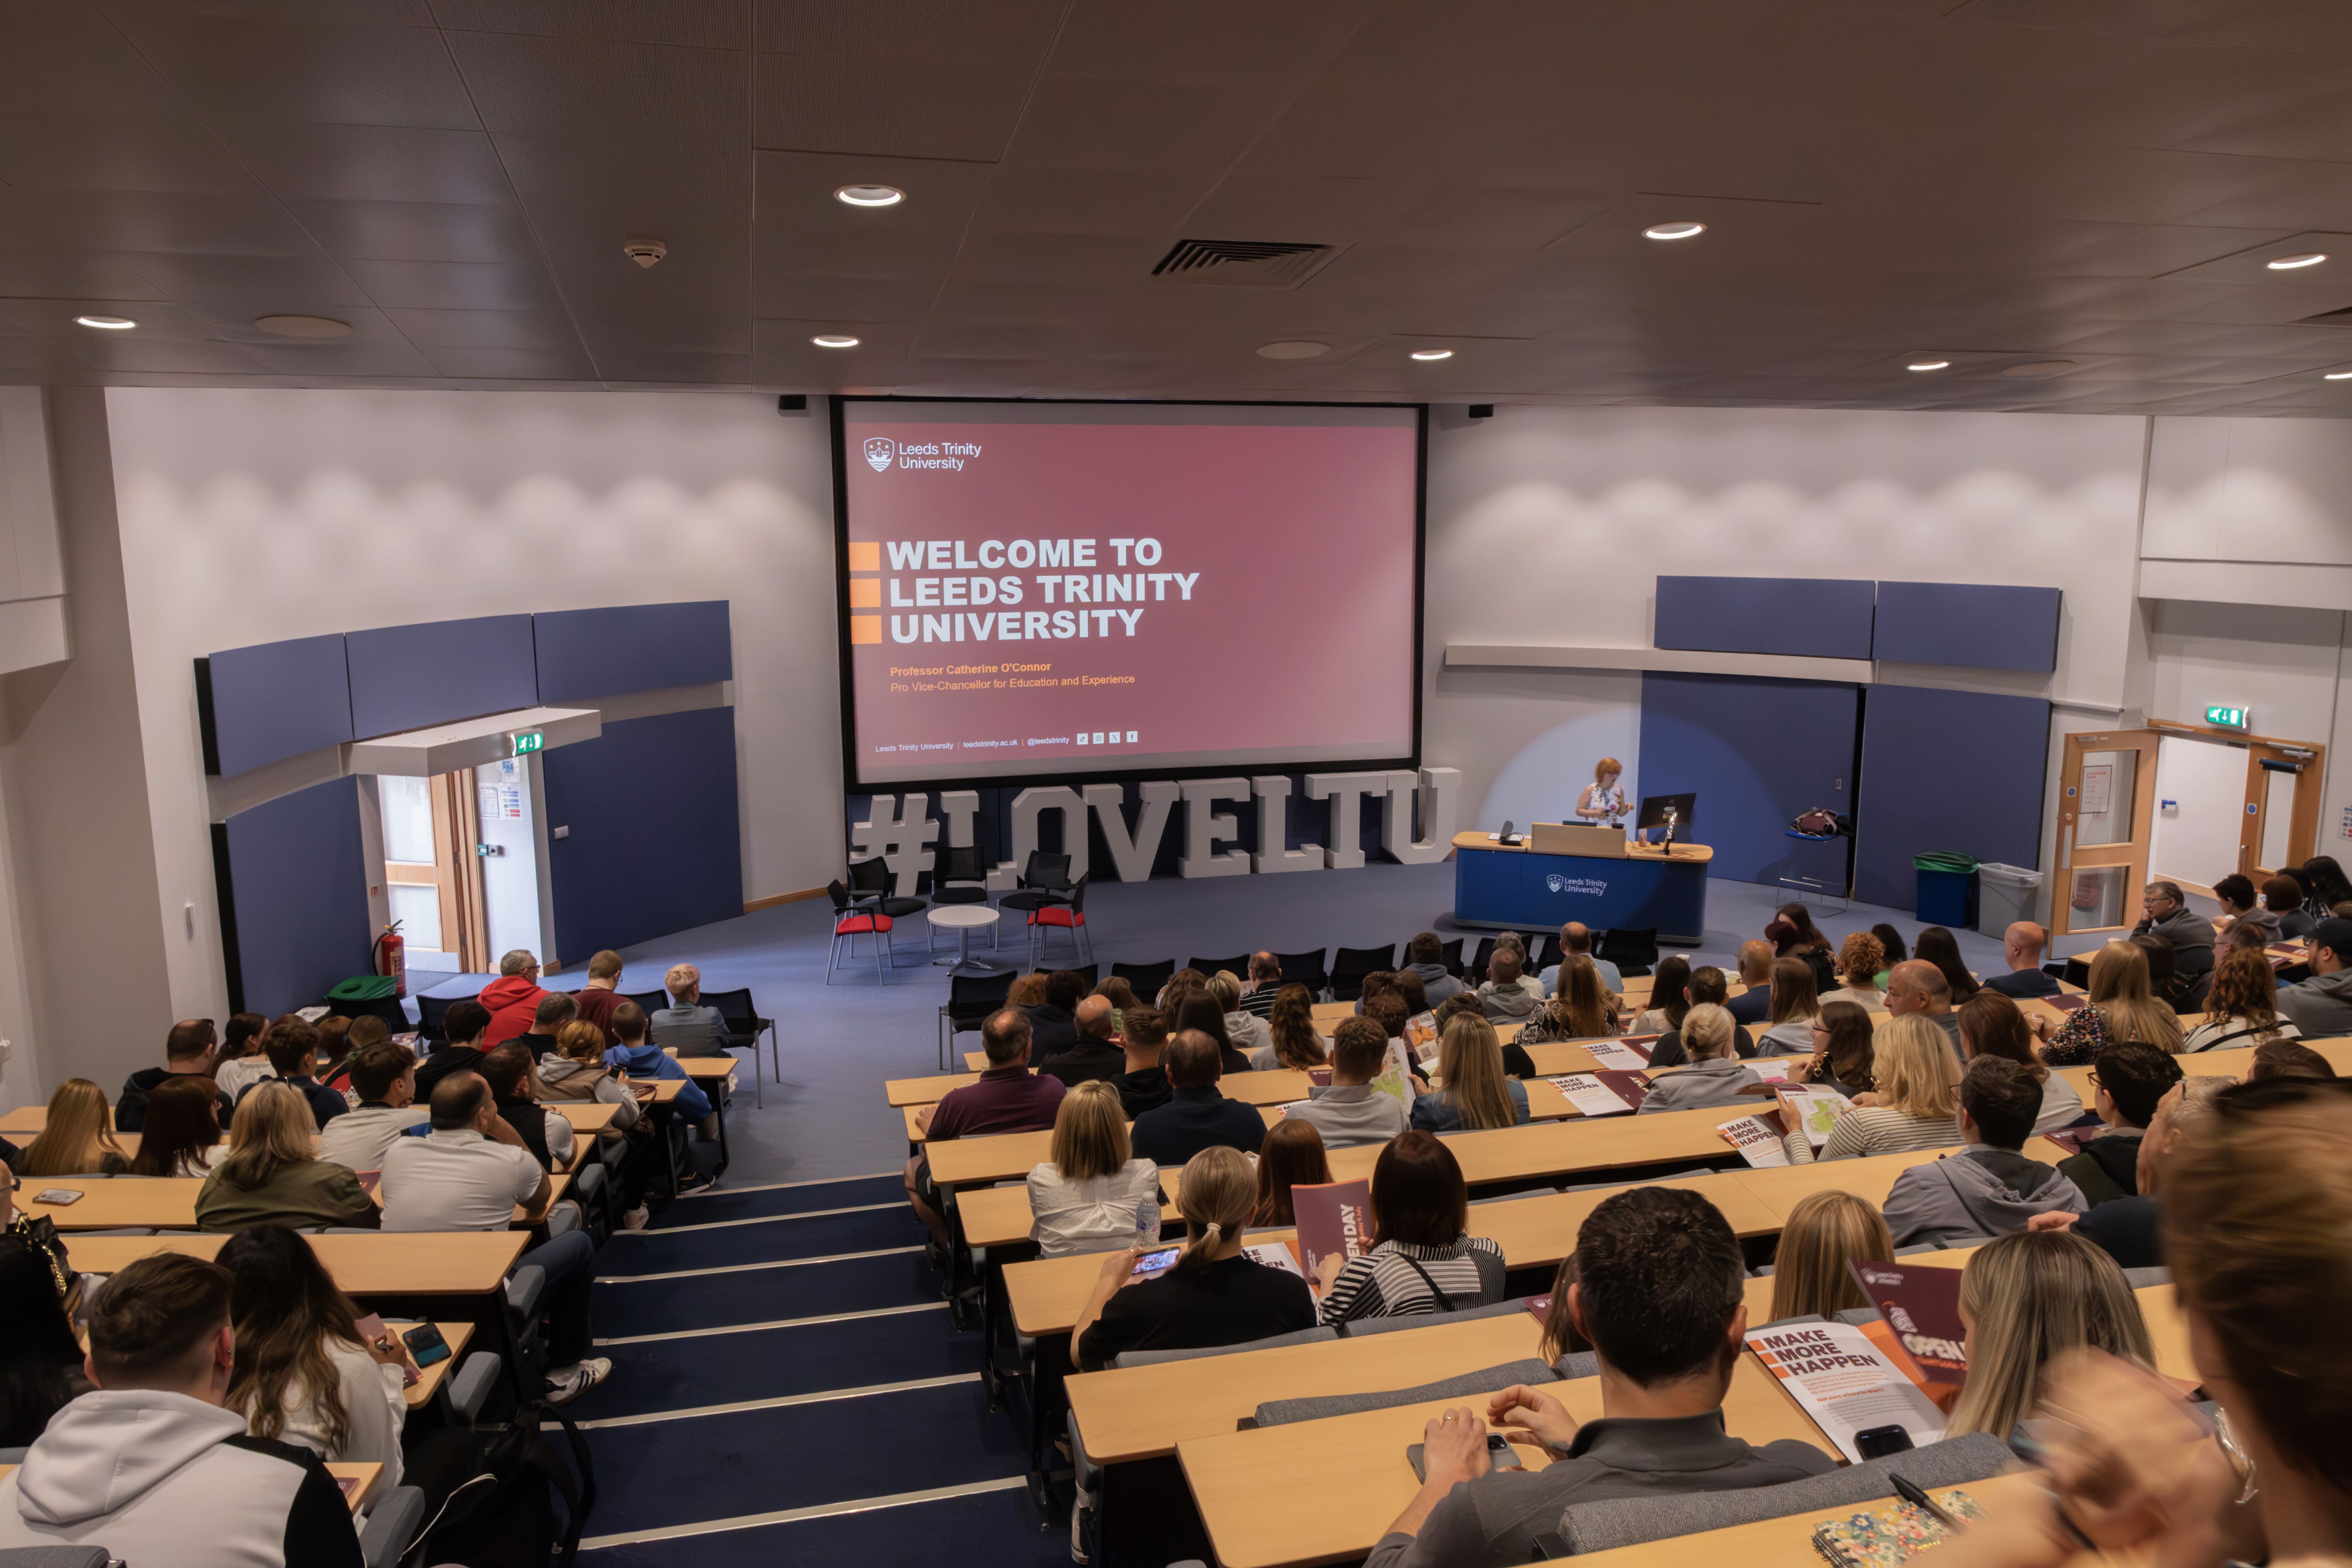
left=1151, top=239, right=1337, bottom=289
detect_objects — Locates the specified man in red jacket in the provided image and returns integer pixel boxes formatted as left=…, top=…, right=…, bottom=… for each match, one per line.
left=479, top=950, right=549, bottom=1047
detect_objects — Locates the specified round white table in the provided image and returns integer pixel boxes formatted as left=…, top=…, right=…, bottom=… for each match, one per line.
left=926, top=904, right=1001, bottom=966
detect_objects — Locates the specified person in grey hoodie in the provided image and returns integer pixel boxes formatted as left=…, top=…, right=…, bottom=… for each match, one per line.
left=0, top=1252, right=363, bottom=1566
left=1637, top=1005, right=1764, bottom=1114
left=1477, top=951, right=1541, bottom=1024
left=1285, top=1018, right=1410, bottom=1149
left=2276, top=917, right=2352, bottom=1037
left=1403, top=932, right=1467, bottom=1007
left=1882, top=1057, right=2086, bottom=1247
left=2212, top=873, right=2281, bottom=946
left=2131, top=880, right=2215, bottom=979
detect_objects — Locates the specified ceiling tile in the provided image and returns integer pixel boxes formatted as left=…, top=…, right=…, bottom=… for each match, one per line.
left=434, top=0, right=751, bottom=49
left=336, top=257, right=565, bottom=310
left=233, top=125, right=515, bottom=205
left=285, top=198, right=539, bottom=263
left=753, top=53, right=1035, bottom=162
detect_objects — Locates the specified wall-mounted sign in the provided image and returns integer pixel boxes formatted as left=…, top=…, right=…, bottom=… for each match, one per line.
left=509, top=729, right=545, bottom=756
left=2205, top=705, right=2250, bottom=730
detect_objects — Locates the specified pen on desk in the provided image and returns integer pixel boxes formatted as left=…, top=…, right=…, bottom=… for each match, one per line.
left=1890, top=1474, right=1960, bottom=1529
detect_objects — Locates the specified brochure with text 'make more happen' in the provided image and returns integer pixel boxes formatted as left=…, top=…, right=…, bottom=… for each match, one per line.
left=1718, top=1111, right=1791, bottom=1167
left=1582, top=1035, right=1657, bottom=1070
left=1545, top=1070, right=1653, bottom=1116
left=1746, top=1320, right=1948, bottom=1463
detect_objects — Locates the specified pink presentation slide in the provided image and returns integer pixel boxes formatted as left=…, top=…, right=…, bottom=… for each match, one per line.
left=841, top=405, right=1420, bottom=784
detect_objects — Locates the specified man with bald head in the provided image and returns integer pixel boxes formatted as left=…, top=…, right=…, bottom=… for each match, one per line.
left=1984, top=921, right=2062, bottom=999
left=1725, top=940, right=1777, bottom=1026
left=1038, top=994, right=1126, bottom=1087
left=1887, top=959, right=1963, bottom=1054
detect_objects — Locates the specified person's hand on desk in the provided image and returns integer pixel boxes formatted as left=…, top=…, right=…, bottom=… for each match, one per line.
left=1487, top=1384, right=1579, bottom=1456
left=913, top=1103, right=938, bottom=1136
left=363, top=1325, right=421, bottom=1381
left=1421, top=1407, right=1497, bottom=1487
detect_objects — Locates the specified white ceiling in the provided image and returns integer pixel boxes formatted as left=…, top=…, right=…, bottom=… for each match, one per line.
left=11, top=0, right=2352, bottom=413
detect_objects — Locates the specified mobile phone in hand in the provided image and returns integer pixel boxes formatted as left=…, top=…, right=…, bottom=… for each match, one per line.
left=1129, top=1246, right=1182, bottom=1282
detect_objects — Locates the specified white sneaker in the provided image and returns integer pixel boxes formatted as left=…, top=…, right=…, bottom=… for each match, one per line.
left=621, top=1204, right=650, bottom=1231
left=544, top=1358, right=612, bottom=1406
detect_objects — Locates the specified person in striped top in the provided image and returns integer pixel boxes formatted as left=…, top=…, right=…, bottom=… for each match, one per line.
left=1316, top=1132, right=1503, bottom=1325
left=1775, top=1014, right=1962, bottom=1164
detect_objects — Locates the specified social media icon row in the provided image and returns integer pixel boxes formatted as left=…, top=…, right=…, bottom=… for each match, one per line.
left=1075, top=730, right=1138, bottom=745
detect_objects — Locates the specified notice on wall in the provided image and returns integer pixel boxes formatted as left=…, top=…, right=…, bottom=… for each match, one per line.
left=2080, top=762, right=2113, bottom=817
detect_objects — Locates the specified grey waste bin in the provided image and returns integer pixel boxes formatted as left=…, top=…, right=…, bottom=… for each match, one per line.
left=1976, top=862, right=2044, bottom=937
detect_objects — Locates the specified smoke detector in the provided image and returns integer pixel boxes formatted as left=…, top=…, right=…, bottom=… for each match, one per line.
left=623, top=239, right=668, bottom=269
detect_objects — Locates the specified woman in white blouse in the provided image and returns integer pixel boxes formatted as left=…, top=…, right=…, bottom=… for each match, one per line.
left=1027, top=1080, right=1163, bottom=1257
left=1574, top=757, right=1629, bottom=829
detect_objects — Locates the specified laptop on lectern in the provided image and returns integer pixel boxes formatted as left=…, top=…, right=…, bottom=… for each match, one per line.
left=1637, top=793, right=1696, bottom=848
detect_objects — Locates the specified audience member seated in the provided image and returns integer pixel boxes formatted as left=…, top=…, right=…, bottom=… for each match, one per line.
left=1913, top=925, right=1982, bottom=1003
left=1412, top=1014, right=1531, bottom=1132
left=479, top=948, right=550, bottom=1047
left=413, top=998, right=494, bottom=1099
left=1027, top=1080, right=1161, bottom=1258
left=1626, top=954, right=1690, bottom=1036
left=196, top=1083, right=377, bottom=1232
left=905, top=1009, right=1064, bottom=1247
left=317, top=1016, right=387, bottom=1097
left=2274, top=916, right=2352, bottom=1037
left=1725, top=940, right=1775, bottom=1025
left=2299, top=852, right=2352, bottom=920
left=127, top=1075, right=225, bottom=1178
left=0, top=1252, right=365, bottom=1566
left=2186, top=947, right=2301, bottom=1054
left=2265, top=871, right=2314, bottom=940
left=1236, top=952, right=1284, bottom=1018
left=2058, top=1043, right=2183, bottom=1205
left=1882, top=1058, right=2086, bottom=1245
left=2247, top=1038, right=2336, bottom=1082
left=1252, top=1119, right=1334, bottom=1226
left=244, top=1018, right=348, bottom=1131
left=118, top=1018, right=236, bottom=1132
left=1355, top=969, right=1400, bottom=1021
left=1539, top=921, right=1622, bottom=996
left=1475, top=949, right=1541, bottom=1025
left=2132, top=931, right=2200, bottom=1015
left=1886, top=958, right=1964, bottom=1055
left=15, top=1078, right=129, bottom=1177
left=2033, top=940, right=2186, bottom=1064
left=1208, top=969, right=1274, bottom=1060
left=1038, top=995, right=1127, bottom=1087
left=310, top=1016, right=353, bottom=1091
left=212, top=1011, right=274, bottom=1102
left=1983, top=920, right=2062, bottom=998
left=537, top=1018, right=645, bottom=1132
left=1871, top=923, right=1908, bottom=974
left=604, top=999, right=717, bottom=1151
left=1368, top=1187, right=1836, bottom=1567
left=1830, top=931, right=1887, bottom=1009
left=1403, top=931, right=1467, bottom=1007
left=517, top=990, right=576, bottom=1061
left=1027, top=969, right=1087, bottom=1057
left=380, top=1071, right=608, bottom=1404
left=1491, top=933, right=1543, bottom=995
left=1791, top=997, right=1877, bottom=1097
left=2210, top=872, right=2276, bottom=945
left=2132, top=878, right=2215, bottom=980
left=2030, top=1078, right=2225, bottom=1270
left=1766, top=1190, right=1894, bottom=1323
left=1091, top=975, right=1142, bottom=1017
left=651, top=961, right=732, bottom=1056
left=1517, top=956, right=1621, bottom=1044
left=1251, top=983, right=1327, bottom=1071
left=480, top=1040, right=576, bottom=1173
left=1006, top=971, right=1050, bottom=1010
left=1172, top=990, right=1254, bottom=1075
left=1071, top=1145, right=1315, bottom=1370
left=315, top=1040, right=427, bottom=1175
left=219, top=1226, right=413, bottom=1486
left=1957, top=990, right=2084, bottom=1133
left=1777, top=1014, right=1961, bottom=1163
left=1110, top=1005, right=1173, bottom=1118
left=1756, top=956, right=1822, bottom=1055
left=1773, top=902, right=1839, bottom=993
left=1944, top=1229, right=2155, bottom=1439
left=0, top=1163, right=88, bottom=1446
left=1639, top=1004, right=1763, bottom=1113
left=1132, top=1029, right=1269, bottom=1165
left=1648, top=967, right=1757, bottom=1065
left=1289, top=1016, right=1411, bottom=1148
left=1391, top=966, right=1431, bottom=1017
left=1318, top=1132, right=1502, bottom=1323
left=571, top=947, right=626, bottom=1042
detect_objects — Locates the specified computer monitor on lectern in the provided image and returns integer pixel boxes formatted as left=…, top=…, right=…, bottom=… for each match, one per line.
left=1637, top=793, right=1696, bottom=846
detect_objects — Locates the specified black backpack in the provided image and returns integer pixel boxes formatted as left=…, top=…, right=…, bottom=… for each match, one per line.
left=403, top=1400, right=596, bottom=1567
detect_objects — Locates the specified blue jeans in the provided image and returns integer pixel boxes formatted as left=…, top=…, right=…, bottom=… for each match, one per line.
left=519, top=1228, right=597, bottom=1366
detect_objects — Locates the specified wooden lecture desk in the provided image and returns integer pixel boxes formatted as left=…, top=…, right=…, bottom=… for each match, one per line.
left=60, top=1229, right=527, bottom=1297
left=19, top=1172, right=568, bottom=1230
left=1568, top=1470, right=2062, bottom=1568
left=1452, top=828, right=1714, bottom=945
left=664, top=1051, right=739, bottom=1177
left=1178, top=1354, right=1824, bottom=1568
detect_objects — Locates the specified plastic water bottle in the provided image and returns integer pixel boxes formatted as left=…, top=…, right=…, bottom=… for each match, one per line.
left=1135, top=1200, right=1158, bottom=1249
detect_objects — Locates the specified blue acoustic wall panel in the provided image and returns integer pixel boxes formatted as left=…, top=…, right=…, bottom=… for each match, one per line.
left=1639, top=673, right=1858, bottom=888
left=345, top=615, right=539, bottom=739
left=544, top=707, right=744, bottom=959
left=534, top=601, right=733, bottom=703
left=201, top=634, right=353, bottom=777
left=217, top=777, right=371, bottom=1016
left=1655, top=576, right=1877, bottom=660
left=1853, top=684, right=2050, bottom=910
left=1872, top=582, right=2062, bottom=673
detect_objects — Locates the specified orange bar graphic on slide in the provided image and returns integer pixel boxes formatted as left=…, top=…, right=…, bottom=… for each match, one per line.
left=846, top=541, right=880, bottom=572
left=850, top=615, right=882, bottom=644
left=848, top=577, right=881, bottom=608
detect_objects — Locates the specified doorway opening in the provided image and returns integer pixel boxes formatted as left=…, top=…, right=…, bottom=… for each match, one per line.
left=372, top=755, right=552, bottom=978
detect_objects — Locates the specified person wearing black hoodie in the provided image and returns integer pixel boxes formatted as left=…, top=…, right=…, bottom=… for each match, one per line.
left=1026, top=969, right=1087, bottom=1058
left=2057, top=1042, right=2184, bottom=1206
left=1111, top=1006, right=1173, bottom=1118
left=118, top=1019, right=235, bottom=1133
left=412, top=999, right=493, bottom=1100
left=478, top=1042, right=575, bottom=1172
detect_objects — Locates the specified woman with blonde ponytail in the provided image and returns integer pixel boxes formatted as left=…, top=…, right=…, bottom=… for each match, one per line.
left=1070, top=1144, right=1315, bottom=1369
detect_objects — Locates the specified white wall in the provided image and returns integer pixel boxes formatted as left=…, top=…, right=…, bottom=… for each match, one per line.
left=1423, top=406, right=2152, bottom=897
left=103, top=388, right=842, bottom=1024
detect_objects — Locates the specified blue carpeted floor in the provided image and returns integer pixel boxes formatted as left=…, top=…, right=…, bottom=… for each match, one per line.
left=475, top=862, right=2004, bottom=1559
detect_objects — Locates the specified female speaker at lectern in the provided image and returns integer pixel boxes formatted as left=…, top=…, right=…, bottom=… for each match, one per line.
left=1573, top=758, right=1629, bottom=831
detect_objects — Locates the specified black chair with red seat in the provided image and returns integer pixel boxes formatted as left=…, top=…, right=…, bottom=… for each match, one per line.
left=1024, top=875, right=1093, bottom=968
left=825, top=880, right=896, bottom=983
left=996, top=850, right=1074, bottom=943
left=848, top=855, right=926, bottom=964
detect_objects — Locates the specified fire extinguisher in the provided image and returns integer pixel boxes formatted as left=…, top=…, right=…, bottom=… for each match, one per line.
left=374, top=921, right=407, bottom=1000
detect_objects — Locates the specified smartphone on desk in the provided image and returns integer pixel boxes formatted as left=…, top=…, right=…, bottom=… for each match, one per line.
left=1129, top=1246, right=1182, bottom=1282
left=1406, top=1435, right=1524, bottom=1482
left=33, top=1189, right=83, bottom=1205
left=402, top=1322, right=452, bottom=1369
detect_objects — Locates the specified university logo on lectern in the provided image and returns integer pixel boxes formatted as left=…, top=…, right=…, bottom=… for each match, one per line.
left=1546, top=873, right=1607, bottom=897
left=864, top=437, right=896, bottom=473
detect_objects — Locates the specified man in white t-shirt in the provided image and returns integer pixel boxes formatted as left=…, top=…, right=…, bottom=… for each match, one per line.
left=315, top=1041, right=428, bottom=1176
left=379, top=1072, right=611, bottom=1405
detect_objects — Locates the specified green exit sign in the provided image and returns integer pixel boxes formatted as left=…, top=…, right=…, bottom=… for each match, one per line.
left=510, top=729, right=545, bottom=756
left=2206, top=706, right=2250, bottom=730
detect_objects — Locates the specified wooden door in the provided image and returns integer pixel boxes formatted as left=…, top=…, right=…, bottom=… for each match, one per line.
left=2054, top=729, right=2162, bottom=937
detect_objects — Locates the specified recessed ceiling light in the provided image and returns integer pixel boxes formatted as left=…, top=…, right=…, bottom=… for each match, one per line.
left=1257, top=340, right=1330, bottom=359
left=834, top=184, right=904, bottom=208
left=253, top=314, right=353, bottom=339
left=812, top=334, right=860, bottom=348
left=1409, top=348, right=1454, bottom=361
left=2326, top=370, right=2352, bottom=381
left=1643, top=221, right=1706, bottom=241
left=76, top=314, right=135, bottom=330
left=1907, top=359, right=1951, bottom=372
left=2268, top=252, right=2328, bottom=270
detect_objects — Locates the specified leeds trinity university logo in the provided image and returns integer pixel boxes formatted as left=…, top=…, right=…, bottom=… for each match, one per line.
left=1546, top=874, right=1568, bottom=893
left=864, top=437, right=895, bottom=473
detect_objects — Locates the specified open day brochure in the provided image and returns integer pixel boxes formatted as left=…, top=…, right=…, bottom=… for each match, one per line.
left=1544, top=1071, right=1653, bottom=1116
left=1746, top=1320, right=1948, bottom=1463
